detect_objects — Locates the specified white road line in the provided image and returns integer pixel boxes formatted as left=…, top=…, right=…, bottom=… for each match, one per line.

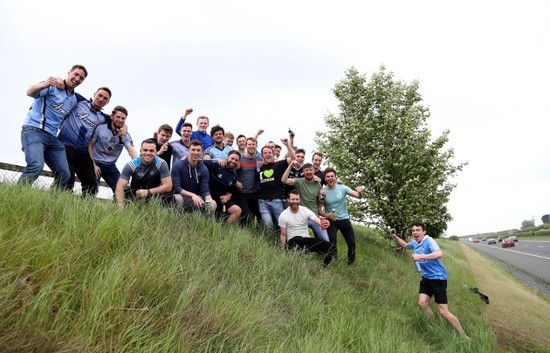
left=502, top=248, right=550, bottom=260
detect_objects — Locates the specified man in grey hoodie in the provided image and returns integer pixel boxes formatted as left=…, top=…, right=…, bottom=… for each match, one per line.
left=171, top=140, right=216, bottom=214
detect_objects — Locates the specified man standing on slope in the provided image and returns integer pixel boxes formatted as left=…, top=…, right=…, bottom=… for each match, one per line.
left=391, top=222, right=469, bottom=339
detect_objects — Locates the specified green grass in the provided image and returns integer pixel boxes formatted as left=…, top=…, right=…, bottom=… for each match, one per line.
left=0, top=183, right=505, bottom=352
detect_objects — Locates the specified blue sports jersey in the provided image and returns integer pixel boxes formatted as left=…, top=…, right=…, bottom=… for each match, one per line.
left=204, top=144, right=232, bottom=160
left=58, top=96, right=109, bottom=149
left=407, top=235, right=448, bottom=280
left=23, top=84, right=78, bottom=136
left=90, top=123, right=133, bottom=164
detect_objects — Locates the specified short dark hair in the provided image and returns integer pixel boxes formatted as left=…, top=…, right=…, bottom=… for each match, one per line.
left=71, top=64, right=88, bottom=77
left=274, top=144, right=281, bottom=150
left=312, top=152, right=324, bottom=160
left=227, top=150, right=241, bottom=159
left=210, top=124, right=225, bottom=136
left=96, top=86, right=112, bottom=98
left=289, top=190, right=300, bottom=196
left=412, top=222, right=426, bottom=231
left=324, top=167, right=336, bottom=176
left=237, top=134, right=246, bottom=140
left=295, top=148, right=306, bottom=155
left=190, top=140, right=203, bottom=149
left=158, top=124, right=173, bottom=135
left=302, top=163, right=313, bottom=169
left=141, top=138, right=157, bottom=147
left=112, top=105, right=128, bottom=116
left=181, top=122, right=193, bottom=130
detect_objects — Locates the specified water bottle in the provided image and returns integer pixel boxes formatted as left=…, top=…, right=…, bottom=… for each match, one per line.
left=415, top=261, right=422, bottom=272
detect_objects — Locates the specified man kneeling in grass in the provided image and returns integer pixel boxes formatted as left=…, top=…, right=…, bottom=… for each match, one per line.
left=391, top=222, right=469, bottom=339
left=278, top=190, right=335, bottom=266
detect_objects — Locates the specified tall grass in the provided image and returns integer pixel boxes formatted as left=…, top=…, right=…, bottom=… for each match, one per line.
left=0, top=183, right=501, bottom=352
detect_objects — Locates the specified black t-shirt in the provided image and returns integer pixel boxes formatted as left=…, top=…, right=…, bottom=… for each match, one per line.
left=153, top=138, right=173, bottom=169
left=257, top=159, right=288, bottom=200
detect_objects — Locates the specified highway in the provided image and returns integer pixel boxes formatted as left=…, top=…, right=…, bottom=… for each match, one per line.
left=464, top=240, right=550, bottom=284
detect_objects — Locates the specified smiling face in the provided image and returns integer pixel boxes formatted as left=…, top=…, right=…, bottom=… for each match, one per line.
left=295, top=152, right=305, bottom=166
left=325, top=171, right=336, bottom=187
left=262, top=146, right=274, bottom=163
left=312, top=154, right=322, bottom=170
left=111, top=111, right=127, bottom=130
left=197, top=117, right=209, bottom=133
left=65, top=68, right=87, bottom=90
left=188, top=144, right=203, bottom=165
left=246, top=139, right=257, bottom=156
left=180, top=125, right=192, bottom=142
left=303, top=166, right=314, bottom=181
left=237, top=136, right=246, bottom=151
left=212, top=130, right=224, bottom=144
left=226, top=152, right=240, bottom=170
left=288, top=192, right=301, bottom=211
left=140, top=142, right=156, bottom=164
left=92, top=89, right=111, bottom=110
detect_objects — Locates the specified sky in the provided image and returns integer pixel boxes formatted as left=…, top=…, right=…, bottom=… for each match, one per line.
left=1, top=0, right=548, bottom=236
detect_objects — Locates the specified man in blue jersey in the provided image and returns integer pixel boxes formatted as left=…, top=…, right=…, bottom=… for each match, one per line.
left=114, top=139, right=172, bottom=209
left=204, top=124, right=232, bottom=160
left=57, top=87, right=112, bottom=196
left=18, top=64, right=87, bottom=189
left=391, top=222, right=469, bottom=339
left=170, top=122, right=193, bottom=164
left=175, top=108, right=214, bottom=150
left=88, top=105, right=137, bottom=192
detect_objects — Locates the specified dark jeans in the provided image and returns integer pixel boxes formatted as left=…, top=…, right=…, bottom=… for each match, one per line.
left=237, top=192, right=261, bottom=227
left=327, top=218, right=356, bottom=264
left=64, top=144, right=97, bottom=196
left=287, top=236, right=335, bottom=266
left=95, top=161, right=121, bottom=192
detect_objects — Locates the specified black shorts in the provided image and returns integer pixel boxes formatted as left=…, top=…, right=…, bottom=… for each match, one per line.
left=419, top=277, right=448, bottom=304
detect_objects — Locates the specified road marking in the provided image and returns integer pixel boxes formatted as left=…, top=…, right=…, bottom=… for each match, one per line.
left=539, top=245, right=545, bottom=248
left=502, top=248, right=550, bottom=260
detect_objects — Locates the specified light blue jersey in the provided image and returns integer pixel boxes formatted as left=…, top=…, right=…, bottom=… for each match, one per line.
left=90, top=123, right=133, bottom=164
left=323, top=184, right=351, bottom=220
left=58, top=97, right=108, bottom=149
left=23, top=84, right=78, bottom=136
left=407, top=235, right=448, bottom=280
left=204, top=144, right=232, bottom=160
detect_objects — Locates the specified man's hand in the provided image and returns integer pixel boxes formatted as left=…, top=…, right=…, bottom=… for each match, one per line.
left=183, top=108, right=193, bottom=117
left=191, top=194, right=204, bottom=208
left=93, top=164, right=101, bottom=178
left=158, top=143, right=169, bottom=155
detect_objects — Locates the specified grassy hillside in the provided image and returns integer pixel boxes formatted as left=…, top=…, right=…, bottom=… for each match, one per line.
left=0, top=183, right=503, bottom=352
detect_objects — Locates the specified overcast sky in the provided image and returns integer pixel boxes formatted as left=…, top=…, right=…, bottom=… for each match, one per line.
left=1, top=1, right=548, bottom=236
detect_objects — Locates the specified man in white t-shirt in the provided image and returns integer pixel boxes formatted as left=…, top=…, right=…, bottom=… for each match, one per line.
left=278, top=190, right=335, bottom=266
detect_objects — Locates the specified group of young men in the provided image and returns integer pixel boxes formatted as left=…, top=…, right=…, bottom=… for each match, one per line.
left=17, top=64, right=469, bottom=339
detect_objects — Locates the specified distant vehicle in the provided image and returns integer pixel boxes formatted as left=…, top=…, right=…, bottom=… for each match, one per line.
left=482, top=237, right=487, bottom=242
left=497, top=236, right=505, bottom=242
left=502, top=238, right=515, bottom=248
left=488, top=239, right=496, bottom=245
left=473, top=239, right=480, bottom=243
left=509, top=235, right=518, bottom=242
left=468, top=237, right=473, bottom=242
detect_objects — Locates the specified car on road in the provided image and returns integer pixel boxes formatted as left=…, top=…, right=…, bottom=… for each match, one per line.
left=473, top=239, right=480, bottom=243
left=488, top=238, right=496, bottom=245
left=509, top=235, right=519, bottom=242
left=502, top=238, right=515, bottom=248
left=498, top=236, right=505, bottom=242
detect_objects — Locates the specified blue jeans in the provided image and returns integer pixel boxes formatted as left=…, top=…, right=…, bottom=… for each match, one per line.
left=95, top=161, right=121, bottom=192
left=308, top=220, right=329, bottom=241
left=258, top=198, right=285, bottom=230
left=18, top=126, right=70, bottom=189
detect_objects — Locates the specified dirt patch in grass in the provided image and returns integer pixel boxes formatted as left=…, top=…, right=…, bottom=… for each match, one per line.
left=460, top=243, right=550, bottom=352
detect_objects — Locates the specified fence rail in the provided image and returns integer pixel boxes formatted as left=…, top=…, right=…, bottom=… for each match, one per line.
left=0, top=162, right=113, bottom=199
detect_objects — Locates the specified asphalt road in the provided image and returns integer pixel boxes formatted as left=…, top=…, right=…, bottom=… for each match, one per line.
left=464, top=240, right=550, bottom=284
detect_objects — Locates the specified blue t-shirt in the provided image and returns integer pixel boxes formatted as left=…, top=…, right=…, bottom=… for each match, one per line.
left=204, top=144, right=233, bottom=160
left=407, top=235, right=448, bottom=280
left=23, top=84, right=78, bottom=136
left=323, top=184, right=351, bottom=220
